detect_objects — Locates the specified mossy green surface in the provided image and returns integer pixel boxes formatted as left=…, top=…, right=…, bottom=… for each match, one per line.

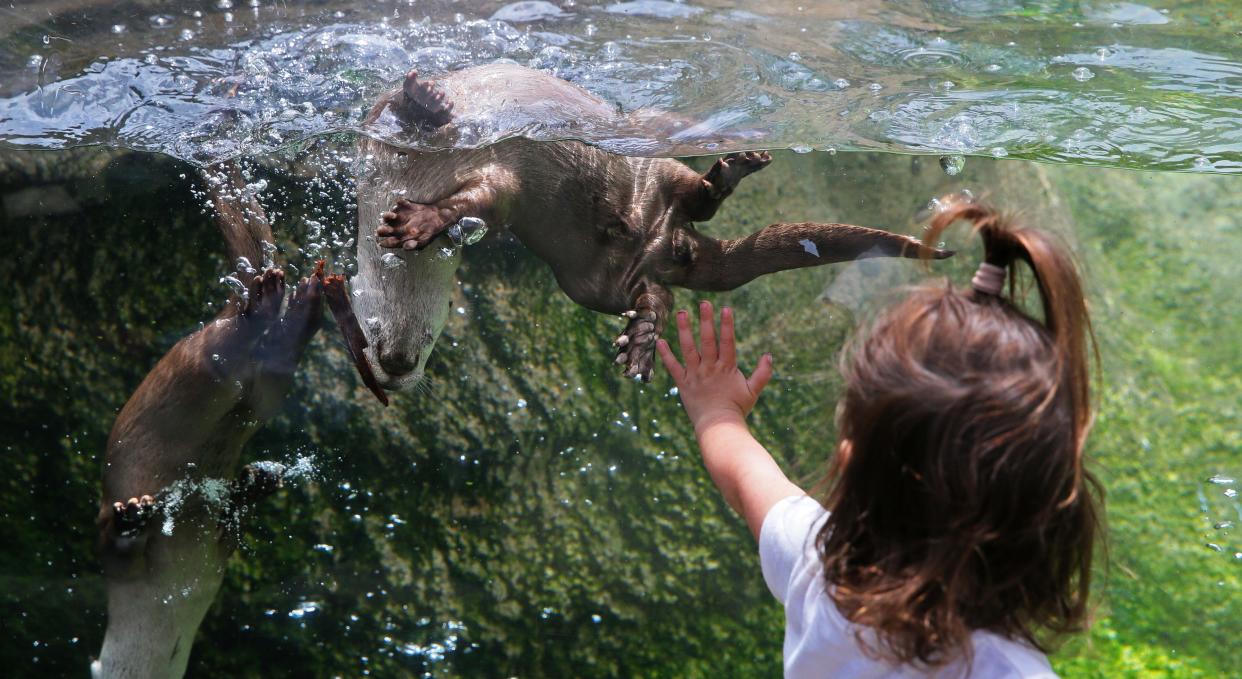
left=0, top=148, right=1237, bottom=676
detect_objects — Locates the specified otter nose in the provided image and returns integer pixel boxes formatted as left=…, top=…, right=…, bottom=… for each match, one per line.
left=376, top=341, right=418, bottom=378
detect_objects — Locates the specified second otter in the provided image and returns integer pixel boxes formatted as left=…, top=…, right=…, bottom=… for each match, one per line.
left=351, top=64, right=951, bottom=391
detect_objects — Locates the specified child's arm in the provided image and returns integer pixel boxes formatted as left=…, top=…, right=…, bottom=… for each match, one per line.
left=657, top=302, right=805, bottom=540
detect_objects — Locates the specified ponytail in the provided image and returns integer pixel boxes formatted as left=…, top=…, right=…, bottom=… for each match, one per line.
left=924, top=193, right=1098, bottom=466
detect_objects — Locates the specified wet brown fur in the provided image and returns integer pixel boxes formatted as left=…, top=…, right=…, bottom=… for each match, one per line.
left=358, top=64, right=950, bottom=382
left=93, top=163, right=322, bottom=679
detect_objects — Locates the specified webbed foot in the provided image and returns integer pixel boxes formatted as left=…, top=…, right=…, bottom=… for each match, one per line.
left=111, top=495, right=156, bottom=538
left=398, top=69, right=454, bottom=128
left=702, top=151, right=772, bottom=199
left=614, top=308, right=660, bottom=382
left=242, top=267, right=286, bottom=327
left=377, top=199, right=453, bottom=250
left=271, top=274, right=323, bottom=358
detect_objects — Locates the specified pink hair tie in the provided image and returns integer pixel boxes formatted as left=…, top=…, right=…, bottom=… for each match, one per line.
left=971, top=262, right=1006, bottom=296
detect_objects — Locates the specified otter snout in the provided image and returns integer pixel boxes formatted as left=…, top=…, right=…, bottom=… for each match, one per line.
left=376, top=339, right=420, bottom=379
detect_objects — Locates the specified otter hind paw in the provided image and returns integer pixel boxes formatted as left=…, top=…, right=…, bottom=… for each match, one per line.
left=377, top=199, right=451, bottom=250
left=399, top=69, right=454, bottom=128
left=111, top=495, right=157, bottom=538
left=615, top=309, right=660, bottom=382
left=703, top=151, right=772, bottom=198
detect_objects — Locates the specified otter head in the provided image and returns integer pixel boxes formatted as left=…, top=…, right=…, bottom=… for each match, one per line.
left=351, top=240, right=458, bottom=392
left=352, top=146, right=461, bottom=393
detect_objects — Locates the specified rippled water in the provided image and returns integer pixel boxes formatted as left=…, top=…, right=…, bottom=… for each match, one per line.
left=3, top=0, right=1242, bottom=170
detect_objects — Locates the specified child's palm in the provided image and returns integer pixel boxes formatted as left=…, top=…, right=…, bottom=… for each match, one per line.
left=657, top=302, right=773, bottom=432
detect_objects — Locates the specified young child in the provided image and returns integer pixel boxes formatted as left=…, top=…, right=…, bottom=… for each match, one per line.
left=656, top=195, right=1100, bottom=678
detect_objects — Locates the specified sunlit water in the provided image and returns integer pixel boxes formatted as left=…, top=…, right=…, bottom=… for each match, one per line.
left=3, top=0, right=1242, bottom=170
left=1, top=1, right=1241, bottom=677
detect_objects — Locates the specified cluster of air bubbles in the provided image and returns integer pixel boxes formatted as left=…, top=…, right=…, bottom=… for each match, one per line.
left=1071, top=67, right=1095, bottom=82
left=380, top=252, right=405, bottom=270
left=1199, top=474, right=1240, bottom=560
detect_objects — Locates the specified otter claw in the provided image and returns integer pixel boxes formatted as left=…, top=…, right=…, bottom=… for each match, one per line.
left=112, top=494, right=157, bottom=537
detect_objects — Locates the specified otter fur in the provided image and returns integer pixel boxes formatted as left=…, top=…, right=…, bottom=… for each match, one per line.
left=352, top=64, right=950, bottom=388
left=93, top=163, right=323, bottom=678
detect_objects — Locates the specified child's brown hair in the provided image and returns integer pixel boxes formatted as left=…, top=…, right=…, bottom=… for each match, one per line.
left=817, top=194, right=1102, bottom=666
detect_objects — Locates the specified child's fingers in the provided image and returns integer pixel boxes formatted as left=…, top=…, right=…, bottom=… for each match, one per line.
left=746, top=353, right=774, bottom=396
left=698, top=300, right=717, bottom=363
left=719, top=306, right=736, bottom=367
left=656, top=339, right=685, bottom=383
left=676, top=310, right=700, bottom=369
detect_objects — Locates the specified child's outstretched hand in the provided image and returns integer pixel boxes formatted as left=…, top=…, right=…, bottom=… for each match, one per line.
left=656, top=301, right=774, bottom=433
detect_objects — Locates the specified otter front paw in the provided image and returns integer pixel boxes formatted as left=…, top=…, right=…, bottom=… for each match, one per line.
left=112, top=495, right=157, bottom=538
left=377, top=199, right=452, bottom=250
left=234, top=461, right=287, bottom=505
left=703, top=151, right=772, bottom=198
left=399, top=69, right=454, bottom=128
left=614, top=309, right=660, bottom=382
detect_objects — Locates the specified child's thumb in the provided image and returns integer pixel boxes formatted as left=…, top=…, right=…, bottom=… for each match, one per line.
left=747, top=353, right=774, bottom=395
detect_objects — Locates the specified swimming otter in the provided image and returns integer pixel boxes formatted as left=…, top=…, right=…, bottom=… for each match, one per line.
left=352, top=64, right=950, bottom=389
left=93, top=163, right=324, bottom=678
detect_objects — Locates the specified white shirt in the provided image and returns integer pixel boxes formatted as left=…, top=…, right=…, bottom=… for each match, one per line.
left=759, top=495, right=1059, bottom=679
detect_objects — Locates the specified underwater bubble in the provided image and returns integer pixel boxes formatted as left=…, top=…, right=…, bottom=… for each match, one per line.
left=834, top=78, right=850, bottom=89
left=1193, top=157, right=1215, bottom=170
left=288, top=602, right=320, bottom=619
left=1207, top=543, right=1223, bottom=552
left=1071, top=67, right=1094, bottom=82
left=990, top=147, right=1009, bottom=158
left=668, top=386, right=679, bottom=396
left=1214, top=521, right=1234, bottom=530
left=437, top=246, right=456, bottom=260
left=179, top=29, right=195, bottom=42
left=1226, top=489, right=1239, bottom=498
left=868, top=82, right=883, bottom=92
left=110, top=24, right=127, bottom=34
left=1208, top=475, right=1236, bottom=485
left=216, top=0, right=234, bottom=8
left=1096, top=47, right=1116, bottom=61
left=448, top=217, right=488, bottom=246
left=984, top=63, right=1001, bottom=73
left=791, top=144, right=812, bottom=154
left=591, top=614, right=602, bottom=623
left=211, top=353, right=220, bottom=362
left=939, top=154, right=965, bottom=176
left=516, top=398, right=528, bottom=409
left=380, top=252, right=404, bottom=270
left=148, top=14, right=175, bottom=28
